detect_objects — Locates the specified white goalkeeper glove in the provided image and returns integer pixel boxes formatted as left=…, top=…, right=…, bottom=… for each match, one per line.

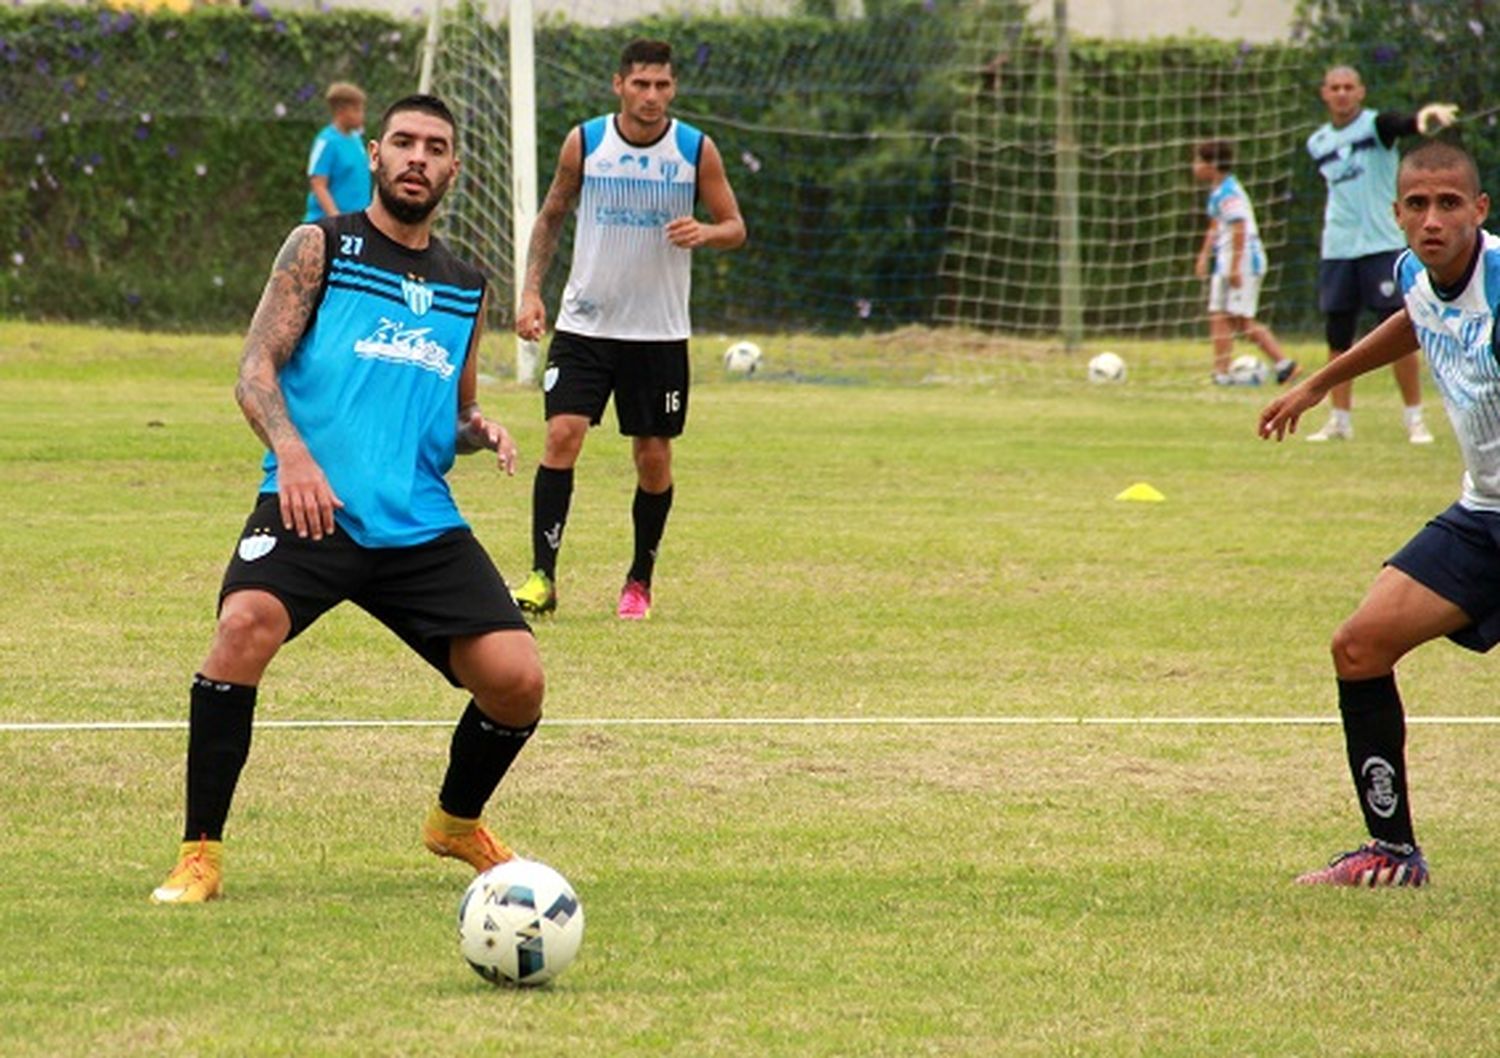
left=1417, top=102, right=1460, bottom=134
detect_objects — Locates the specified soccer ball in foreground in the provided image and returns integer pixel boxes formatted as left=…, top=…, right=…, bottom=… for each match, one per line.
left=723, top=339, right=763, bottom=375
left=1087, top=351, right=1126, bottom=383
left=1229, top=354, right=1267, bottom=386
left=458, top=859, right=584, bottom=987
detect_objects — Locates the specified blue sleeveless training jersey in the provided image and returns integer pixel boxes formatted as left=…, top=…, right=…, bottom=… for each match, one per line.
left=259, top=211, right=486, bottom=547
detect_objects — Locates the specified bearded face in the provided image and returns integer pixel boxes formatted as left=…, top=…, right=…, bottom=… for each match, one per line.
left=371, top=110, right=458, bottom=224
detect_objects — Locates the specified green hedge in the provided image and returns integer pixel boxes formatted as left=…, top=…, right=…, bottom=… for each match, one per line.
left=2, top=2, right=1494, bottom=334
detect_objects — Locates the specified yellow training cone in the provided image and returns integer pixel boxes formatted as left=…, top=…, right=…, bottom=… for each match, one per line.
left=1115, top=482, right=1165, bottom=503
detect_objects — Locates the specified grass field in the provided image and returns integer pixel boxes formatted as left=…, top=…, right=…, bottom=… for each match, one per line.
left=2, top=321, right=1498, bottom=1056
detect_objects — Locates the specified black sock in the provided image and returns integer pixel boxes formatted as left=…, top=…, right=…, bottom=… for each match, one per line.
left=1337, top=674, right=1416, bottom=850
left=532, top=465, right=574, bottom=579
left=438, top=700, right=537, bottom=820
left=627, top=485, right=673, bottom=585
left=183, top=674, right=257, bottom=842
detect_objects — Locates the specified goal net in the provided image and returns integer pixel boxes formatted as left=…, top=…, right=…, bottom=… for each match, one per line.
left=426, top=0, right=1320, bottom=379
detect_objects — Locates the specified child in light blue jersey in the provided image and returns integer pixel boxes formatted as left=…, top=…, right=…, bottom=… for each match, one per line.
left=1192, top=140, right=1297, bottom=386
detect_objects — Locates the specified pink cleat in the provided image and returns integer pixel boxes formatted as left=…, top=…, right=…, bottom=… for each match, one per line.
left=617, top=579, right=652, bottom=620
left=1295, top=841, right=1429, bottom=888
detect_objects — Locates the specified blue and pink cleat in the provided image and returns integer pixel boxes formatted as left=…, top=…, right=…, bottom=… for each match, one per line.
left=1296, top=841, right=1429, bottom=888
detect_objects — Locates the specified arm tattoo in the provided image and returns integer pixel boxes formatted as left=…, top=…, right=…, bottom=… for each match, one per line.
left=234, top=225, right=325, bottom=450
left=524, top=146, right=581, bottom=295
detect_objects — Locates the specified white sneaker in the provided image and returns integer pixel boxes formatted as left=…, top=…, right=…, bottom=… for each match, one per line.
left=1306, top=419, right=1353, bottom=442
left=1408, top=420, right=1434, bottom=445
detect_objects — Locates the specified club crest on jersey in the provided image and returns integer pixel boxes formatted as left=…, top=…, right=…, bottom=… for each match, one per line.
left=402, top=276, right=434, bottom=316
left=238, top=529, right=277, bottom=562
left=659, top=159, right=680, bottom=182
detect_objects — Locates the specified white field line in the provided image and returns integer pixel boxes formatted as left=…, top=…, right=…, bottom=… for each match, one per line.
left=2, top=715, right=1500, bottom=733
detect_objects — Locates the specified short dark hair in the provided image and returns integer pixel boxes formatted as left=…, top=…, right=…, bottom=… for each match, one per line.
left=619, top=38, right=672, bottom=76
left=1196, top=139, right=1233, bottom=173
left=1400, top=139, right=1481, bottom=196
left=379, top=94, right=459, bottom=147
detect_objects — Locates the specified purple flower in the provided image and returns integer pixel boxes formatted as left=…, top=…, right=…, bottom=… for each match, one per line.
left=215, top=48, right=230, bottom=66
left=124, top=292, right=142, bottom=306
left=295, top=83, right=317, bottom=103
left=1373, top=44, right=1398, bottom=64
left=250, top=1, right=270, bottom=19
left=165, top=143, right=179, bottom=159
left=61, top=80, right=76, bottom=95
left=694, top=42, right=711, bottom=70
left=30, top=125, right=44, bottom=141
left=133, top=125, right=149, bottom=140
left=65, top=232, right=82, bottom=250
left=95, top=88, right=110, bottom=103
left=35, top=57, right=49, bottom=75
left=274, top=20, right=287, bottom=33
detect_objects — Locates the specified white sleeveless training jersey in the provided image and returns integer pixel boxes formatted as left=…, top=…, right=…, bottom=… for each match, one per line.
left=1398, top=232, right=1500, bottom=510
left=555, top=115, right=704, bottom=341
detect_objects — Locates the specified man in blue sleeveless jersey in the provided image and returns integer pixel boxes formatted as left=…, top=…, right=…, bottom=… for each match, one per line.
left=1260, top=140, right=1495, bottom=887
left=1303, top=65, right=1456, bottom=444
left=303, top=82, right=371, bottom=222
left=152, top=96, right=542, bottom=903
left=513, top=38, right=746, bottom=621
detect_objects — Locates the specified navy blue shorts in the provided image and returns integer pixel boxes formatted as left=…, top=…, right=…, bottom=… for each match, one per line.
left=1318, top=251, right=1403, bottom=315
left=542, top=330, right=689, bottom=438
left=1387, top=502, right=1500, bottom=652
left=220, top=494, right=531, bottom=686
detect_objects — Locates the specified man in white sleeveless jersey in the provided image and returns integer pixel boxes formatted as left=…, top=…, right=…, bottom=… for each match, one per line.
left=1260, top=140, right=1498, bottom=887
left=514, top=38, right=746, bottom=620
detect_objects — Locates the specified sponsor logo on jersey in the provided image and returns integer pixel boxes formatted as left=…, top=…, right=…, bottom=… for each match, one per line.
left=543, top=366, right=559, bottom=392
left=619, top=153, right=651, bottom=171
left=1362, top=756, right=1399, bottom=819
left=402, top=276, right=434, bottom=316
left=353, top=317, right=457, bottom=379
left=238, top=530, right=277, bottom=562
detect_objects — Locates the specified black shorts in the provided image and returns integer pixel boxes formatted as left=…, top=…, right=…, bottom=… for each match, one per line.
left=1386, top=502, right=1500, bottom=653
left=220, top=494, right=531, bottom=685
left=1318, top=252, right=1403, bottom=315
left=542, top=330, right=689, bottom=437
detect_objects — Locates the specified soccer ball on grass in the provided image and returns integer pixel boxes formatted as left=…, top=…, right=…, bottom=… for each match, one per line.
left=458, top=858, right=584, bottom=987
left=723, top=340, right=762, bottom=375
left=1086, top=351, right=1126, bottom=383
left=1228, top=354, right=1267, bottom=386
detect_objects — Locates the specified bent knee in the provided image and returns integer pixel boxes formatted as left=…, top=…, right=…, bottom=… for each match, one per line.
left=214, top=601, right=287, bottom=660
left=1330, top=621, right=1392, bottom=680
left=474, top=662, right=545, bottom=723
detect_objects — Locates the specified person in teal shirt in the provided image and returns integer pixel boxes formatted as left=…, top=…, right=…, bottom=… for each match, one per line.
left=303, top=82, right=370, bottom=222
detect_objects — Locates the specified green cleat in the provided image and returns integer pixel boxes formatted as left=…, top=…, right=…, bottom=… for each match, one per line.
left=512, top=569, right=557, bottom=616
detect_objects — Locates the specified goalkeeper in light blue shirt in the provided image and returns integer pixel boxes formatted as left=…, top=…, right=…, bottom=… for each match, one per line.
left=303, top=82, right=371, bottom=222
left=1303, top=65, right=1457, bottom=444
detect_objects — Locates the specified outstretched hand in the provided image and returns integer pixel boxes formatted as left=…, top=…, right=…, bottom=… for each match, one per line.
left=1418, top=102, right=1460, bottom=134
left=460, top=408, right=518, bottom=475
left=1258, top=381, right=1326, bottom=442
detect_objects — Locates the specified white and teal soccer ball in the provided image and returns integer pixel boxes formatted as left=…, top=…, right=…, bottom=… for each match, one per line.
left=1087, top=351, right=1126, bottom=383
left=723, top=339, right=762, bottom=375
left=1229, top=354, right=1267, bottom=386
left=458, top=858, right=584, bottom=987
